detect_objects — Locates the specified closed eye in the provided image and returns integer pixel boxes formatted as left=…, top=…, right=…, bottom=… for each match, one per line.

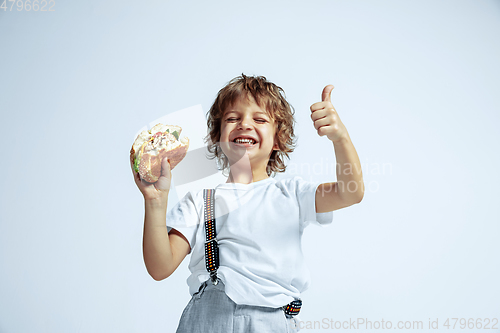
left=225, top=118, right=267, bottom=123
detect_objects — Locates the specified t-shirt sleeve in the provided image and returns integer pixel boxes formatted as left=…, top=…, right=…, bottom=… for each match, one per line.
left=294, top=176, right=334, bottom=229
left=165, top=190, right=200, bottom=254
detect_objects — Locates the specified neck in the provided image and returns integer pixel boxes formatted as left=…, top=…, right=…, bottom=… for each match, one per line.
left=225, top=153, right=269, bottom=184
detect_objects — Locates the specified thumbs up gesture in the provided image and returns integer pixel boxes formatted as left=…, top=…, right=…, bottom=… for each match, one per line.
left=309, top=85, right=348, bottom=143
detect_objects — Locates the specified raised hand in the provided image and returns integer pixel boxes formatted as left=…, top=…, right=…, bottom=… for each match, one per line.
left=130, top=156, right=172, bottom=202
left=309, top=85, right=348, bottom=143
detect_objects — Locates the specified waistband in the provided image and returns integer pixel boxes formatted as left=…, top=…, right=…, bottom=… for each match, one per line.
left=196, top=278, right=302, bottom=316
left=197, top=277, right=226, bottom=294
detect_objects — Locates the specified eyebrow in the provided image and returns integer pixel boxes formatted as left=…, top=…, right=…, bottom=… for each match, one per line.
left=225, top=110, right=270, bottom=117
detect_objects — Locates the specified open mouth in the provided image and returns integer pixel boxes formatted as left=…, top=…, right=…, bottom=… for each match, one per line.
left=233, top=137, right=257, bottom=147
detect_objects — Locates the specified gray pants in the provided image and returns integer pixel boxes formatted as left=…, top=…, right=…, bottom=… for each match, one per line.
left=175, top=278, right=300, bottom=333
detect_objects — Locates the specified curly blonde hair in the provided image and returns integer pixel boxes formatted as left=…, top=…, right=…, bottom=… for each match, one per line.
left=204, top=74, right=297, bottom=177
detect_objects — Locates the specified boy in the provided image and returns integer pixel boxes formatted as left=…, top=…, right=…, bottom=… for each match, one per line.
left=130, top=74, right=364, bottom=332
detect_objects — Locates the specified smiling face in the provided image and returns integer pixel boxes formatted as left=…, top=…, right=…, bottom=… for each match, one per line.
left=219, top=93, right=279, bottom=173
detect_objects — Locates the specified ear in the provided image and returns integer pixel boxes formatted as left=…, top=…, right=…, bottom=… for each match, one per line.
left=272, top=135, right=280, bottom=151
left=272, top=126, right=280, bottom=151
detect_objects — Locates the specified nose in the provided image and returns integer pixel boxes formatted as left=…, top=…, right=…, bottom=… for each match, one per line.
left=237, top=114, right=253, bottom=130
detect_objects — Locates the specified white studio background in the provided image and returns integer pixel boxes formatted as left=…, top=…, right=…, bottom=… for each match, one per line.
left=1, top=1, right=499, bottom=332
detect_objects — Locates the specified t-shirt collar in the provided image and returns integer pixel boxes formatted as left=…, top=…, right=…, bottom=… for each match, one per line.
left=215, top=177, right=275, bottom=190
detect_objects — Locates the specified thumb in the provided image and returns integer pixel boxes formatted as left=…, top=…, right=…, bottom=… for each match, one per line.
left=161, top=157, right=172, bottom=177
left=322, top=84, right=334, bottom=102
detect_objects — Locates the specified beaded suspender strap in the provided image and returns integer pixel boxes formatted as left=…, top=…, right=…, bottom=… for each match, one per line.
left=202, top=188, right=302, bottom=316
left=282, top=299, right=302, bottom=316
left=203, top=189, right=220, bottom=285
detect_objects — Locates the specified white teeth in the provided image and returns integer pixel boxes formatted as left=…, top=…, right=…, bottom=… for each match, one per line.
left=234, top=138, right=256, bottom=144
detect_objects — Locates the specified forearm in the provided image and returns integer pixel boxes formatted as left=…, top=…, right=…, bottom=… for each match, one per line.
left=333, top=133, right=364, bottom=202
left=142, top=197, right=173, bottom=280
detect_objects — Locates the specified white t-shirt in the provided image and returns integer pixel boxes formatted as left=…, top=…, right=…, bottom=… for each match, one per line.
left=166, top=176, right=333, bottom=308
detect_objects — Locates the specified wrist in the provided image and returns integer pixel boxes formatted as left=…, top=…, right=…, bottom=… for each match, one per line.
left=144, top=196, right=168, bottom=210
left=332, top=134, right=350, bottom=146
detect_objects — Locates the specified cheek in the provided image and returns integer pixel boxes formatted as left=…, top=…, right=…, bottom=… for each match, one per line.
left=219, top=125, right=227, bottom=139
left=222, top=128, right=231, bottom=140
